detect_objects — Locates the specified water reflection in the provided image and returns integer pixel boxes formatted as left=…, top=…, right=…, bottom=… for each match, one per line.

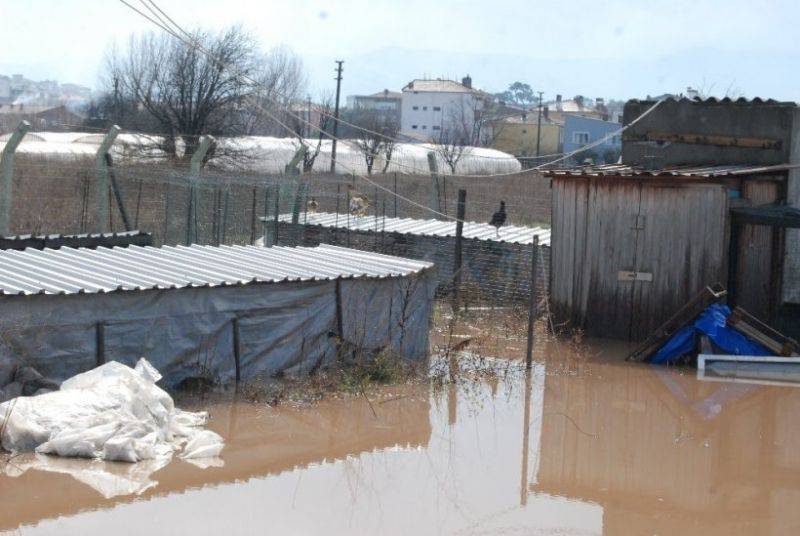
left=2, top=346, right=800, bottom=535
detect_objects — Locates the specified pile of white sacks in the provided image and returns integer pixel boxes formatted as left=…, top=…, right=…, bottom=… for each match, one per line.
left=0, top=358, right=223, bottom=463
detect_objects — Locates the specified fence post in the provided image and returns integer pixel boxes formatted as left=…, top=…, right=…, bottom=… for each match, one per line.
left=95, top=322, right=106, bottom=367
left=232, top=318, right=241, bottom=385
left=0, top=120, right=30, bottom=236
left=186, top=135, right=214, bottom=245
left=261, top=186, right=270, bottom=246
left=525, top=235, right=540, bottom=370
left=452, top=189, right=467, bottom=311
left=250, top=186, right=258, bottom=245
left=273, top=184, right=280, bottom=246
left=94, top=125, right=121, bottom=234
left=291, top=181, right=304, bottom=224
left=221, top=188, right=230, bottom=244
left=427, top=151, right=442, bottom=213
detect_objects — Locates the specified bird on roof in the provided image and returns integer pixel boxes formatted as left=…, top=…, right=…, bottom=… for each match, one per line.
left=489, top=201, right=507, bottom=237
left=307, top=197, right=319, bottom=214
left=348, top=185, right=369, bottom=217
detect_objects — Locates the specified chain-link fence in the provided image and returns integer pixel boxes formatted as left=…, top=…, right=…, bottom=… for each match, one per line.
left=4, top=151, right=551, bottom=307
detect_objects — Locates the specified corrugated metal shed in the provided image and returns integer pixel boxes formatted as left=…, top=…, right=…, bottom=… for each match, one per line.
left=545, top=163, right=798, bottom=179
left=270, top=212, right=551, bottom=246
left=0, top=244, right=432, bottom=296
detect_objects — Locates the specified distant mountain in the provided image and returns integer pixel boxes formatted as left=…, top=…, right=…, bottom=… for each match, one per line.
left=304, top=46, right=800, bottom=103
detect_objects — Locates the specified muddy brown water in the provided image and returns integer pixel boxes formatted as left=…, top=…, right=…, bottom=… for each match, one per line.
left=2, top=338, right=800, bottom=535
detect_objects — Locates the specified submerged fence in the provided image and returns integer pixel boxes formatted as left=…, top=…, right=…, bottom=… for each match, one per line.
left=1, top=147, right=552, bottom=305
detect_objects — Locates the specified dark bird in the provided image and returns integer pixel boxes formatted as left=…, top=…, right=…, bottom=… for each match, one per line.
left=489, top=201, right=507, bottom=237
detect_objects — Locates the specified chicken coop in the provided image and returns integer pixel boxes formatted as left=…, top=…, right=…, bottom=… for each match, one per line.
left=262, top=212, right=551, bottom=304
left=0, top=244, right=435, bottom=388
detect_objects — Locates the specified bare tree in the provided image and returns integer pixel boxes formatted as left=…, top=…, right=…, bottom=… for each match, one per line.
left=352, top=110, right=400, bottom=175
left=433, top=94, right=501, bottom=173
left=245, top=46, right=308, bottom=137
left=289, top=93, right=334, bottom=173
left=101, top=27, right=307, bottom=161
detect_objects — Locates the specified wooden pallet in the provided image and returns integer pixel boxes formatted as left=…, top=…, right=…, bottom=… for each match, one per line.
left=727, top=307, right=799, bottom=357
left=626, top=284, right=728, bottom=362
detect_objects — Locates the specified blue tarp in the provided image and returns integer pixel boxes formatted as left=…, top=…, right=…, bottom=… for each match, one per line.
left=650, top=303, right=772, bottom=365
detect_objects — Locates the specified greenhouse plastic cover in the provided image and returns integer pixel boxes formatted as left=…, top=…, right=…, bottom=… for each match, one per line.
left=0, top=358, right=223, bottom=463
left=650, top=304, right=772, bottom=365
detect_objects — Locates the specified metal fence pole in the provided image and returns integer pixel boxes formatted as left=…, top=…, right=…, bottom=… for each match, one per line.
left=273, top=184, right=280, bottom=246
left=94, top=125, right=121, bottom=234
left=525, top=235, right=540, bottom=370
left=0, top=120, right=30, bottom=236
left=250, top=186, right=258, bottom=245
left=427, top=151, right=441, bottom=214
left=186, top=135, right=214, bottom=245
left=452, top=189, right=467, bottom=311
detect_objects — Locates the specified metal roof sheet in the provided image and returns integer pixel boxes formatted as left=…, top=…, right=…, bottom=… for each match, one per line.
left=544, top=163, right=799, bottom=179
left=628, top=96, right=797, bottom=106
left=270, top=212, right=550, bottom=246
left=0, top=244, right=432, bottom=296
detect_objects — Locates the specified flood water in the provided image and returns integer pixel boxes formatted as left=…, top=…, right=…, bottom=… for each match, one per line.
left=2, top=337, right=800, bottom=535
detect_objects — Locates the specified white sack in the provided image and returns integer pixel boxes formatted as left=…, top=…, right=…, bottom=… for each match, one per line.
left=0, top=358, right=224, bottom=463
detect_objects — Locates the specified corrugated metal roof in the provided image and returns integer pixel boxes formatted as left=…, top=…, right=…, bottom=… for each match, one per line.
left=270, top=212, right=550, bottom=246
left=0, top=244, right=432, bottom=296
left=628, top=96, right=797, bottom=106
left=544, top=163, right=800, bottom=179
left=1, top=230, right=152, bottom=251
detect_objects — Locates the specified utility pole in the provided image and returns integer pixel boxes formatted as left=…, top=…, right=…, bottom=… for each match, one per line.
left=330, top=60, right=344, bottom=173
left=535, top=91, right=544, bottom=157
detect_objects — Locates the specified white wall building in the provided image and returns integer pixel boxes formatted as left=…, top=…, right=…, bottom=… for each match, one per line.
left=400, top=76, right=488, bottom=142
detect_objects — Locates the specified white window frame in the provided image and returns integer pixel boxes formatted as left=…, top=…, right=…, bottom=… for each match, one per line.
left=573, top=131, right=590, bottom=144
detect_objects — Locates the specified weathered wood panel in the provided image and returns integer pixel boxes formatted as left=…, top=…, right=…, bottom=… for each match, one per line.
left=737, top=180, right=779, bottom=320
left=583, top=180, right=640, bottom=338
left=551, top=178, right=589, bottom=329
left=553, top=176, right=730, bottom=340
left=631, top=183, right=728, bottom=339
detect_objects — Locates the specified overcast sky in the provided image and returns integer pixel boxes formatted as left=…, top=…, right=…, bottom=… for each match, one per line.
left=1, top=0, right=798, bottom=100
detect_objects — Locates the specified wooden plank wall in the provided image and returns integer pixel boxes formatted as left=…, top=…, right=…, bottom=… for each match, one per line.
left=737, top=179, right=780, bottom=320
left=630, top=183, right=728, bottom=339
left=552, top=177, right=729, bottom=340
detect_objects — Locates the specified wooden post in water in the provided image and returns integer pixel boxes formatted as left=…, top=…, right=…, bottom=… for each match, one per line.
left=452, top=189, right=467, bottom=312
left=525, top=235, right=540, bottom=370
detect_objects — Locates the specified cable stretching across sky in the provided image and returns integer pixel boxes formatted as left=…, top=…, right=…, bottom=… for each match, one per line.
left=116, top=0, right=664, bottom=216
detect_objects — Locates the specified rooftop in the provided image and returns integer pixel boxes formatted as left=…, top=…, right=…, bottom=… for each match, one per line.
left=269, top=212, right=550, bottom=246
left=402, top=79, right=475, bottom=94
left=0, top=244, right=432, bottom=296
left=543, top=163, right=800, bottom=179
left=628, top=96, right=797, bottom=107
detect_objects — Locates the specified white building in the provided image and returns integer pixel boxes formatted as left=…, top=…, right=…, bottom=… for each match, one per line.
left=400, top=76, right=489, bottom=142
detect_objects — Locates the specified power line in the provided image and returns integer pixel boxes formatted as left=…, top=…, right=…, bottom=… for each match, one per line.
left=116, top=0, right=663, bottom=206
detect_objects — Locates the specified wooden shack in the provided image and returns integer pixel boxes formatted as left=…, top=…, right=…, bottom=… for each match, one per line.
left=546, top=164, right=794, bottom=340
